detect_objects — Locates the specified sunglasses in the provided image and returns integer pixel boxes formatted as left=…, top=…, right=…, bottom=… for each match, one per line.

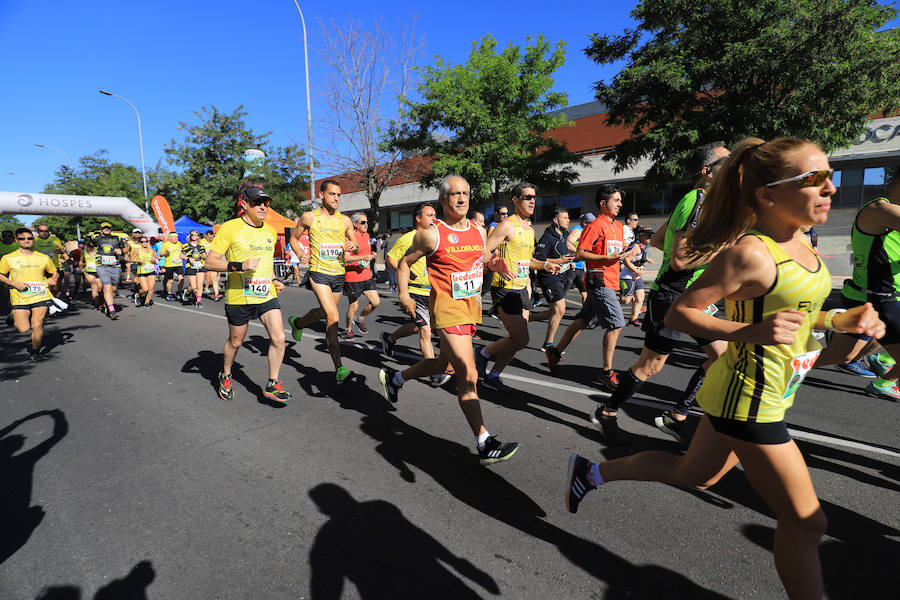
left=498, top=212, right=509, bottom=216
left=18, top=236, right=34, bottom=241
left=37, top=230, right=50, bottom=233
left=627, top=217, right=639, bottom=221
left=141, top=240, right=149, bottom=243
left=248, top=199, right=270, bottom=207
left=517, top=195, right=536, bottom=201
left=765, top=169, right=834, bottom=188
left=358, top=221, right=368, bottom=224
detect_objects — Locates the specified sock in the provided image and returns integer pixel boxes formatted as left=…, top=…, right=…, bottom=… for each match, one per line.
left=674, top=367, right=706, bottom=416
left=488, top=369, right=501, bottom=378
left=588, top=463, right=604, bottom=487
left=392, top=371, right=405, bottom=387
left=196, top=293, right=202, bottom=302
left=605, top=368, right=644, bottom=411
left=476, top=430, right=490, bottom=449
left=480, top=347, right=491, bottom=359
left=107, top=304, right=115, bottom=312
left=873, top=377, right=894, bottom=388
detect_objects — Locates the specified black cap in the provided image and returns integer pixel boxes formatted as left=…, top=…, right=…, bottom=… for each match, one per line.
left=243, top=186, right=272, bottom=204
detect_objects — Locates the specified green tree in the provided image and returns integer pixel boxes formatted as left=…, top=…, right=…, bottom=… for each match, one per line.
left=587, top=0, right=900, bottom=187
left=163, top=106, right=310, bottom=224
left=0, top=214, right=25, bottom=231
left=387, top=34, right=587, bottom=206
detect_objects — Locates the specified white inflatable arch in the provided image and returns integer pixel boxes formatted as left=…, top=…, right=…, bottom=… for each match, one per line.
left=0, top=190, right=160, bottom=234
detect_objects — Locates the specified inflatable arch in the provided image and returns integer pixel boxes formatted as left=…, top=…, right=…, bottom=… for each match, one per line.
left=0, top=190, right=160, bottom=234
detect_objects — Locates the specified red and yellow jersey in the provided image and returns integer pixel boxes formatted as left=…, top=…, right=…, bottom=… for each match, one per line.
left=344, top=230, right=372, bottom=283
left=579, top=214, right=624, bottom=289
left=0, top=249, right=56, bottom=305
left=309, top=209, right=346, bottom=276
left=492, top=215, right=534, bottom=290
left=426, top=219, right=484, bottom=330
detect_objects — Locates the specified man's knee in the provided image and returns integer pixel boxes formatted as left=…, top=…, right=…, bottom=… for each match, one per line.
left=15, top=321, right=30, bottom=334
left=779, top=507, right=828, bottom=540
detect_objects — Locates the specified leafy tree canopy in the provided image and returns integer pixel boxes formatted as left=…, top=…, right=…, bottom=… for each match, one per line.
left=388, top=34, right=587, bottom=205
left=587, top=0, right=900, bottom=187
left=0, top=214, right=26, bottom=231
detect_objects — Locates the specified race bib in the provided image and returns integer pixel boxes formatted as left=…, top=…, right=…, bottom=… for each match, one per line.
left=606, top=240, right=623, bottom=255
left=704, top=304, right=719, bottom=316
left=451, top=267, right=483, bottom=300
left=558, top=262, right=572, bottom=274
left=515, top=259, right=530, bottom=279
left=783, top=349, right=821, bottom=401
left=319, top=243, right=342, bottom=261
left=22, top=281, right=46, bottom=295
left=243, top=277, right=271, bottom=298
left=138, top=264, right=154, bottom=275
left=359, top=259, right=370, bottom=269
left=100, top=255, right=118, bottom=266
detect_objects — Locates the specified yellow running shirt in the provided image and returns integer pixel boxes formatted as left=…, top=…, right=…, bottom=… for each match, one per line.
left=697, top=232, right=831, bottom=423
left=133, top=248, right=157, bottom=275
left=0, top=249, right=56, bottom=305
left=84, top=248, right=98, bottom=273
left=160, top=240, right=184, bottom=268
left=388, top=230, right=430, bottom=296
left=210, top=217, right=278, bottom=305
left=492, top=215, right=535, bottom=290
left=308, top=209, right=346, bottom=276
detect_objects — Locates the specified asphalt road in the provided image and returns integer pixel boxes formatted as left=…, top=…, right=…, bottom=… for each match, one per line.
left=1, top=277, right=897, bottom=600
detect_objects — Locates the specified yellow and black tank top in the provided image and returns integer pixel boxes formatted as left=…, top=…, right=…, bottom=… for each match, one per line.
left=698, top=231, right=831, bottom=423
left=308, top=208, right=346, bottom=276
left=492, top=215, right=534, bottom=290
left=133, top=248, right=157, bottom=275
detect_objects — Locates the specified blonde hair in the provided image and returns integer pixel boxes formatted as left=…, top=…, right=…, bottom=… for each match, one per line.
left=687, top=137, right=820, bottom=257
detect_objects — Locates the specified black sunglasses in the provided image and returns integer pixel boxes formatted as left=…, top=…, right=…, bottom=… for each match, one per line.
left=248, top=199, right=270, bottom=207
left=18, top=236, right=34, bottom=241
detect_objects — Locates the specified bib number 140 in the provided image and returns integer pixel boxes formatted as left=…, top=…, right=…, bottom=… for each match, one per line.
left=243, top=278, right=271, bottom=298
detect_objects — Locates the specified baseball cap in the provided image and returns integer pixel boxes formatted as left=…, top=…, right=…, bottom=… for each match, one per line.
left=100, top=221, right=112, bottom=228
left=580, top=213, right=596, bottom=223
left=132, top=228, right=142, bottom=233
left=244, top=186, right=272, bottom=204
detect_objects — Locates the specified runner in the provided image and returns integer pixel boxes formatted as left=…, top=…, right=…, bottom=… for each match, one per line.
left=565, top=137, right=884, bottom=600
left=380, top=201, right=451, bottom=387
left=287, top=180, right=359, bottom=384
left=204, top=186, right=290, bottom=403
left=477, top=183, right=561, bottom=391
left=566, top=214, right=592, bottom=305
left=181, top=230, right=207, bottom=307
left=579, top=144, right=731, bottom=445
left=160, top=231, right=184, bottom=302
left=531, top=206, right=576, bottom=348
left=130, top=235, right=158, bottom=307
left=377, top=175, right=519, bottom=465
left=0, top=228, right=58, bottom=360
left=818, top=166, right=900, bottom=399
left=69, top=240, right=84, bottom=297
left=200, top=230, right=222, bottom=301
left=341, top=212, right=380, bottom=339
left=81, top=240, right=102, bottom=310
left=32, top=224, right=68, bottom=295
left=544, top=185, right=637, bottom=391
left=125, top=228, right=143, bottom=284
left=620, top=227, right=652, bottom=326
left=86, top=221, right=126, bottom=320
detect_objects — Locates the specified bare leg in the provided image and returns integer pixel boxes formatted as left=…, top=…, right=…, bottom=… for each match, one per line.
left=223, top=323, right=249, bottom=375
left=485, top=309, right=529, bottom=373
left=602, top=327, right=622, bottom=371
left=259, top=309, right=286, bottom=379
left=358, top=289, right=380, bottom=319
left=556, top=317, right=587, bottom=353
left=441, top=330, right=486, bottom=436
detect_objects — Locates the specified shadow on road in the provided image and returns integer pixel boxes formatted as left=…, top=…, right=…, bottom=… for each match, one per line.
left=34, top=560, right=156, bottom=599
left=0, top=409, right=68, bottom=565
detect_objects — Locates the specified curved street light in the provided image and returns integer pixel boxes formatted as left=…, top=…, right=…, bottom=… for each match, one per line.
left=35, top=143, right=74, bottom=170
left=99, top=90, right=149, bottom=211
left=292, top=1, right=316, bottom=205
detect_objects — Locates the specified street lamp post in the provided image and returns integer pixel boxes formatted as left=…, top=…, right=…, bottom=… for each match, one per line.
left=34, top=143, right=74, bottom=171
left=99, top=90, right=149, bottom=211
left=292, top=1, right=316, bottom=206
left=7, top=171, right=41, bottom=190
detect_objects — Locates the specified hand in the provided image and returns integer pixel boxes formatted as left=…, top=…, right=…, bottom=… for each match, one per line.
left=561, top=253, right=576, bottom=262
left=834, top=302, right=886, bottom=339
left=544, top=261, right=561, bottom=275
left=399, top=293, right=416, bottom=317
left=273, top=280, right=286, bottom=293
left=486, top=254, right=511, bottom=279
left=242, top=257, right=261, bottom=271
left=12, top=281, right=27, bottom=291
left=749, top=310, right=806, bottom=344
left=646, top=257, right=655, bottom=264
left=368, top=252, right=377, bottom=261
left=346, top=241, right=359, bottom=253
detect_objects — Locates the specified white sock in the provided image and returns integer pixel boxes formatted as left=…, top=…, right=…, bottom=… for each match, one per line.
left=392, top=371, right=405, bottom=387
left=588, top=464, right=604, bottom=487
left=476, top=430, right=490, bottom=449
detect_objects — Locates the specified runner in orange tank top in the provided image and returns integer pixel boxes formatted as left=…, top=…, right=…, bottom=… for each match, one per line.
left=377, top=175, right=520, bottom=465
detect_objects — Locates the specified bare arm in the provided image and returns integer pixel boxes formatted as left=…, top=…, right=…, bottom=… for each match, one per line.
left=288, top=212, right=313, bottom=258
left=343, top=216, right=359, bottom=253
left=204, top=250, right=260, bottom=273
left=857, top=198, right=900, bottom=234
left=649, top=217, right=668, bottom=250
left=668, top=229, right=714, bottom=272
left=397, top=228, right=437, bottom=315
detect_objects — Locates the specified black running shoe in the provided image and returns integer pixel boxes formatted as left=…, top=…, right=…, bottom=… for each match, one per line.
left=107, top=310, right=118, bottom=320
left=478, top=436, right=518, bottom=465
left=565, top=453, right=596, bottom=513
left=473, top=346, right=489, bottom=379
left=354, top=318, right=368, bottom=334
left=545, top=345, right=562, bottom=370
left=381, top=331, right=396, bottom=358
left=378, top=367, right=401, bottom=403
left=482, top=374, right=512, bottom=392
left=218, top=372, right=234, bottom=401
left=263, top=379, right=291, bottom=403
left=654, top=412, right=688, bottom=446
left=590, top=409, right=629, bottom=445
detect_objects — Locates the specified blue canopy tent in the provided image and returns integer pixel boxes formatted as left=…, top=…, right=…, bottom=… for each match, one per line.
left=172, top=215, right=212, bottom=243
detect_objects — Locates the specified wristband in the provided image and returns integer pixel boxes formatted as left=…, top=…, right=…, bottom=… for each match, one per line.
left=544, top=261, right=550, bottom=271
left=823, top=308, right=846, bottom=331
left=228, top=261, right=243, bottom=272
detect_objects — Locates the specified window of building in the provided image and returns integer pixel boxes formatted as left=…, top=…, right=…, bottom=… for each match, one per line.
left=863, top=167, right=887, bottom=205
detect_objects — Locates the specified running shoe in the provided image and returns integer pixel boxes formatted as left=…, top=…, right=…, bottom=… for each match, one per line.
left=339, top=328, right=356, bottom=341
left=263, top=379, right=291, bottom=403
left=336, top=365, right=353, bottom=384
left=429, top=373, right=452, bottom=387
left=482, top=374, right=512, bottom=392
left=5, top=315, right=13, bottom=327
left=378, top=367, right=400, bottom=402
left=591, top=409, right=628, bottom=445
left=565, top=453, right=596, bottom=514
left=654, top=412, right=688, bottom=445
left=866, top=353, right=895, bottom=378
left=835, top=360, right=876, bottom=378
left=182, top=290, right=191, bottom=303
left=866, top=381, right=900, bottom=400
left=532, top=296, right=544, bottom=308
left=214, top=294, right=223, bottom=302
left=545, top=345, right=562, bottom=370
left=28, top=348, right=45, bottom=362
left=473, top=346, right=489, bottom=379
left=381, top=331, right=396, bottom=358
left=145, top=299, right=154, bottom=308
left=217, top=372, right=234, bottom=401
left=594, top=369, right=619, bottom=391
left=354, top=319, right=368, bottom=334
left=132, top=292, right=140, bottom=305
left=196, top=301, right=203, bottom=309
left=477, top=436, right=519, bottom=465
left=288, top=316, right=303, bottom=342
left=166, top=294, right=174, bottom=302
left=107, top=310, right=118, bottom=321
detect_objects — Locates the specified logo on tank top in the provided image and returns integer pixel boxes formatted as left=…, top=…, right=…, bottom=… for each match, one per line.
left=448, top=233, right=459, bottom=244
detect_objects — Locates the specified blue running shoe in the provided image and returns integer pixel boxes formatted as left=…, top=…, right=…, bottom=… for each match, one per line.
left=835, top=360, right=876, bottom=378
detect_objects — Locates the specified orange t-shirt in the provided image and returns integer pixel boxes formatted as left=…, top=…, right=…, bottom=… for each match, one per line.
left=426, top=220, right=484, bottom=330
left=344, top=230, right=372, bottom=283
left=579, top=214, right=624, bottom=289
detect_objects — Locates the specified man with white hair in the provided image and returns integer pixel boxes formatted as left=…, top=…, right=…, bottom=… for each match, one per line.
left=342, top=212, right=380, bottom=338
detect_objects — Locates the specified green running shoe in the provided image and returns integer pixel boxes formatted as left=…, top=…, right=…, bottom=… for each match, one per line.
left=288, top=316, right=303, bottom=342
left=336, top=365, right=353, bottom=384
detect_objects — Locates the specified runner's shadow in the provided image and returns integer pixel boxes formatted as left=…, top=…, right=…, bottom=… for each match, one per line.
left=308, top=483, right=499, bottom=599
left=34, top=560, right=156, bottom=599
left=801, top=375, right=873, bottom=397
left=794, top=436, right=900, bottom=490
left=180, top=350, right=277, bottom=408
left=1, top=410, right=68, bottom=565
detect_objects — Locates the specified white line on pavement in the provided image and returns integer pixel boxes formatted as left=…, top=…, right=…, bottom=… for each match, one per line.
left=154, top=303, right=900, bottom=459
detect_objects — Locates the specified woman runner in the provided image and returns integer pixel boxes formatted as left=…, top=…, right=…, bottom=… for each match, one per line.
left=564, top=137, right=885, bottom=599
left=130, top=236, right=159, bottom=307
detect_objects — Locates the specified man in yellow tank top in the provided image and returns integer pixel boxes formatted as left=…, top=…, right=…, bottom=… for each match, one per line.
left=477, top=183, right=560, bottom=391
left=288, top=180, right=359, bottom=384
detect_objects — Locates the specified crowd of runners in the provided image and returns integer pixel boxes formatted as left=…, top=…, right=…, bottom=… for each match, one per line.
left=3, top=136, right=899, bottom=598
